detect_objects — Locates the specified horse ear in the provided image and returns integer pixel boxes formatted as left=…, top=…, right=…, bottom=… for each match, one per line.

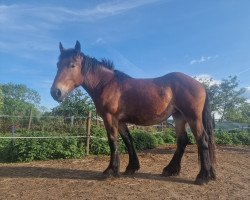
left=75, top=40, right=81, bottom=54
left=59, top=42, right=64, bottom=53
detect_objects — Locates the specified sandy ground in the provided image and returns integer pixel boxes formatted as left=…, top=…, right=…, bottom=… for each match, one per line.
left=0, top=145, right=249, bottom=200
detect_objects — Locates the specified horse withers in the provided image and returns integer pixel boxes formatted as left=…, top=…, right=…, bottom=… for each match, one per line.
left=51, top=41, right=216, bottom=185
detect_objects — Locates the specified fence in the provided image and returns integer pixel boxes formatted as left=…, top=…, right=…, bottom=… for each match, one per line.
left=0, top=112, right=172, bottom=156
left=1, top=112, right=249, bottom=156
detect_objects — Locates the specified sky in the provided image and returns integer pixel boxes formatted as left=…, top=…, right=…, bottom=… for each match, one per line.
left=0, top=0, right=250, bottom=110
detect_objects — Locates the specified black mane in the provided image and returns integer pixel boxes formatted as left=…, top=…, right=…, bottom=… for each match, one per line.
left=100, top=58, right=114, bottom=70
left=84, top=55, right=132, bottom=81
left=59, top=49, right=131, bottom=81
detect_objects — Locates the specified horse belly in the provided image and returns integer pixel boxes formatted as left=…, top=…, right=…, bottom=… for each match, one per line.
left=120, top=104, right=174, bottom=126
left=119, top=81, right=174, bottom=125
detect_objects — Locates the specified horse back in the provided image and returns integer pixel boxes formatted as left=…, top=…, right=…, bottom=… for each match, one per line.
left=97, top=72, right=205, bottom=125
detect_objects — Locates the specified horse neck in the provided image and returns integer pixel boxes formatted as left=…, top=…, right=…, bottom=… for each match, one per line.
left=82, top=66, right=114, bottom=96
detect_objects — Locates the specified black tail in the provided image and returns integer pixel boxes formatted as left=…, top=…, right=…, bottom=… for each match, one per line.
left=202, top=92, right=216, bottom=164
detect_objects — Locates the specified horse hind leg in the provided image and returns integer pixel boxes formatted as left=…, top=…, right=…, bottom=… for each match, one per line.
left=188, top=119, right=213, bottom=185
left=119, top=123, right=140, bottom=175
left=162, top=112, right=189, bottom=176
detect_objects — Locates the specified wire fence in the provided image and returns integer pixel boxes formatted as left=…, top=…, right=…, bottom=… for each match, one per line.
left=0, top=113, right=171, bottom=134
left=0, top=112, right=174, bottom=156
left=1, top=113, right=249, bottom=138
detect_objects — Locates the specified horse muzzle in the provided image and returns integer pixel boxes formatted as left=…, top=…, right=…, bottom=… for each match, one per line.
left=50, top=87, right=68, bottom=102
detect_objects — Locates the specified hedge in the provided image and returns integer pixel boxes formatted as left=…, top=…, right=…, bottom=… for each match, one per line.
left=0, top=127, right=249, bottom=163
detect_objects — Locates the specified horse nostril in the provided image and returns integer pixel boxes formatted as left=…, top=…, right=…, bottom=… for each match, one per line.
left=55, top=89, right=61, bottom=98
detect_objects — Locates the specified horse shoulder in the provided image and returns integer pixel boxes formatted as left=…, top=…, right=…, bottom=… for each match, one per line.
left=99, top=81, right=122, bottom=115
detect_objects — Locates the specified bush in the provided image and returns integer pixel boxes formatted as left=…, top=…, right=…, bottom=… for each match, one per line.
left=234, top=132, right=250, bottom=145
left=161, top=129, right=176, bottom=144
left=187, top=132, right=196, bottom=144
left=215, top=130, right=233, bottom=145
left=0, top=132, right=85, bottom=162
left=131, top=129, right=157, bottom=151
left=1, top=127, right=249, bottom=163
left=90, top=125, right=110, bottom=155
left=89, top=125, right=126, bottom=155
left=214, top=130, right=250, bottom=145
left=153, top=133, right=165, bottom=145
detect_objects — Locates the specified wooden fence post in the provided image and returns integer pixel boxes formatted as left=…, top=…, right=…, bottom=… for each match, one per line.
left=70, top=116, right=74, bottom=126
left=11, top=125, right=15, bottom=145
left=27, top=107, right=32, bottom=131
left=85, top=111, right=92, bottom=156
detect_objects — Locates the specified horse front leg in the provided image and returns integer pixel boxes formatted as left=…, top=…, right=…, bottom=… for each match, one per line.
left=102, top=114, right=120, bottom=178
left=119, top=123, right=140, bottom=175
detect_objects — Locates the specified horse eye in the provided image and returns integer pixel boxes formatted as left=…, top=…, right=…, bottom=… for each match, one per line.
left=70, top=64, right=76, bottom=68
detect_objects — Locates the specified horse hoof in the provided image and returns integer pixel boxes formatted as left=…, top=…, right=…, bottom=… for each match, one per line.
left=124, top=164, right=140, bottom=175
left=102, top=168, right=120, bottom=179
left=210, top=167, right=216, bottom=180
left=194, top=172, right=210, bottom=185
left=124, top=169, right=137, bottom=175
left=194, top=177, right=209, bottom=185
left=162, top=166, right=180, bottom=177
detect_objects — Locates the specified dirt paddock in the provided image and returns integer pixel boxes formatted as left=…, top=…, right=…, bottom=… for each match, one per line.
left=0, top=145, right=249, bottom=200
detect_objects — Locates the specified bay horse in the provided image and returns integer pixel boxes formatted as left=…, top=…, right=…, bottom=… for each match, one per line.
left=51, top=41, right=216, bottom=185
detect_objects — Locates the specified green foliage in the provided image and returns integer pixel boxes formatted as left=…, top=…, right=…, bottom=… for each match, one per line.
left=89, top=125, right=110, bottom=155
left=131, top=129, right=157, bottom=151
left=0, top=83, right=42, bottom=132
left=198, top=76, right=249, bottom=123
left=187, top=132, right=196, bottom=144
left=0, top=132, right=85, bottom=162
left=1, top=83, right=41, bottom=116
left=161, top=129, right=176, bottom=144
left=153, top=133, right=165, bottom=145
left=0, top=85, right=3, bottom=114
left=1, top=127, right=249, bottom=163
left=51, top=89, right=95, bottom=117
left=215, top=130, right=250, bottom=145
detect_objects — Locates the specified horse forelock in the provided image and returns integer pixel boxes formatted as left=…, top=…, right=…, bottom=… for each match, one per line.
left=58, top=48, right=79, bottom=60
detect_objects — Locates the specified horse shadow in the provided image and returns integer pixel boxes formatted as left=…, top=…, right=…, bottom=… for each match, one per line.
left=0, top=166, right=194, bottom=185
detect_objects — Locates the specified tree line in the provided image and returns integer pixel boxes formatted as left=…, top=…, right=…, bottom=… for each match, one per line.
left=0, top=75, right=249, bottom=124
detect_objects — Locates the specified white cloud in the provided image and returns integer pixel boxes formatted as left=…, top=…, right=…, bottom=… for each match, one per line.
left=244, top=86, right=250, bottom=100
left=92, top=37, right=106, bottom=45
left=190, top=55, right=218, bottom=65
left=237, top=67, right=250, bottom=75
left=195, top=75, right=250, bottom=103
left=194, top=74, right=221, bottom=86
left=0, top=0, right=162, bottom=25
left=0, top=1, right=163, bottom=57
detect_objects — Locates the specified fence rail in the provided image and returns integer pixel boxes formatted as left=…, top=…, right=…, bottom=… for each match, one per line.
left=1, top=112, right=249, bottom=156
left=0, top=135, right=109, bottom=141
left=0, top=111, right=173, bottom=155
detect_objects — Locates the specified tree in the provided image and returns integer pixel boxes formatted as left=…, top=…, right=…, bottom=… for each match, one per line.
left=195, top=76, right=220, bottom=113
left=0, top=85, right=3, bottom=114
left=51, top=88, right=95, bottom=117
left=1, top=83, right=41, bottom=116
left=197, top=75, right=249, bottom=123
left=217, top=76, right=246, bottom=121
